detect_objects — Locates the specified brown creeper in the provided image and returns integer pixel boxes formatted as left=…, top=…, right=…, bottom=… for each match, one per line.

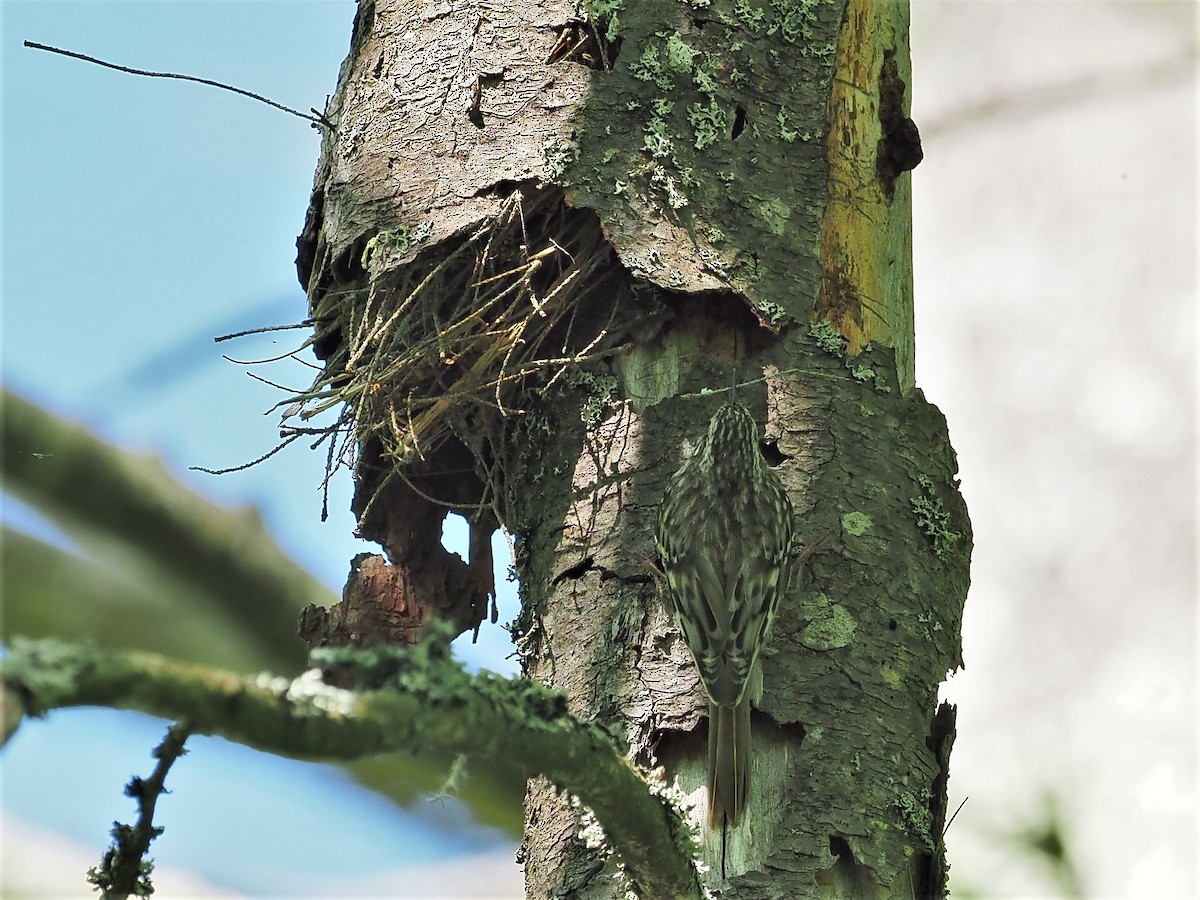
left=656, top=402, right=794, bottom=828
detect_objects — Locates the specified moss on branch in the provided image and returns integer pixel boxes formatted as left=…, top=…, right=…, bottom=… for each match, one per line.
left=1, top=389, right=333, bottom=673
left=1, top=635, right=701, bottom=899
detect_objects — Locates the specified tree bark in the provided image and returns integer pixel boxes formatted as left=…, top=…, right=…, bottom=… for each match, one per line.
left=296, top=0, right=969, bottom=897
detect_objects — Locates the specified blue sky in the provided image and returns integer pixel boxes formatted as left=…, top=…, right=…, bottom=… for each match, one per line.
left=3, top=2, right=522, bottom=893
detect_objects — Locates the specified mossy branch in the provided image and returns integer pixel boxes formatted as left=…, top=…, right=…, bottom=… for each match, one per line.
left=1, top=636, right=702, bottom=899
left=1, top=388, right=334, bottom=672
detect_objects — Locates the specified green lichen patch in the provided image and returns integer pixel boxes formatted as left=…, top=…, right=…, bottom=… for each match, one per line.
left=911, top=474, right=962, bottom=560
left=809, top=323, right=895, bottom=392
left=840, top=511, right=872, bottom=536
left=360, top=222, right=433, bottom=269
left=543, top=138, right=582, bottom=182
left=892, top=788, right=934, bottom=845
left=809, top=316, right=848, bottom=356
left=687, top=97, right=730, bottom=150
left=800, top=593, right=857, bottom=650
left=564, top=369, right=620, bottom=428
left=755, top=298, right=787, bottom=326
left=756, top=196, right=792, bottom=236
left=850, top=361, right=891, bottom=393
left=583, top=0, right=625, bottom=42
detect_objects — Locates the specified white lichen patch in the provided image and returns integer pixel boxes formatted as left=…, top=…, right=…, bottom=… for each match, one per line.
left=250, top=672, right=292, bottom=695
left=286, top=668, right=358, bottom=715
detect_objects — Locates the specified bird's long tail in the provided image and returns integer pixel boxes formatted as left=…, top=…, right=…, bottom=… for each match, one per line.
left=708, top=698, right=751, bottom=828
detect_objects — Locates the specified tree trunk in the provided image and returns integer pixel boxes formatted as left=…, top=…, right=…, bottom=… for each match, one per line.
left=295, top=0, right=969, bottom=897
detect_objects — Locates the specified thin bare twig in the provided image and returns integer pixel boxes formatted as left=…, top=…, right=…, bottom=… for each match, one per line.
left=189, top=433, right=303, bottom=475
left=24, top=40, right=331, bottom=128
left=214, top=320, right=314, bottom=343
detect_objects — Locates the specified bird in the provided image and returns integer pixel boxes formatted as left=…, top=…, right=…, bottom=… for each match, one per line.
left=656, top=400, right=794, bottom=828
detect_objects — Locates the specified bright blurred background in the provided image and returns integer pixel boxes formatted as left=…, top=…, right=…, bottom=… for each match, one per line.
left=2, top=1, right=1195, bottom=897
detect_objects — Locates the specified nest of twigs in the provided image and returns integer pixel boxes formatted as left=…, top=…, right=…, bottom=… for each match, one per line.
left=280, top=187, right=629, bottom=523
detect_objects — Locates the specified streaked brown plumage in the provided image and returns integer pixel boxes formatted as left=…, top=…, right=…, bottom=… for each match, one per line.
left=656, top=402, right=794, bottom=827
